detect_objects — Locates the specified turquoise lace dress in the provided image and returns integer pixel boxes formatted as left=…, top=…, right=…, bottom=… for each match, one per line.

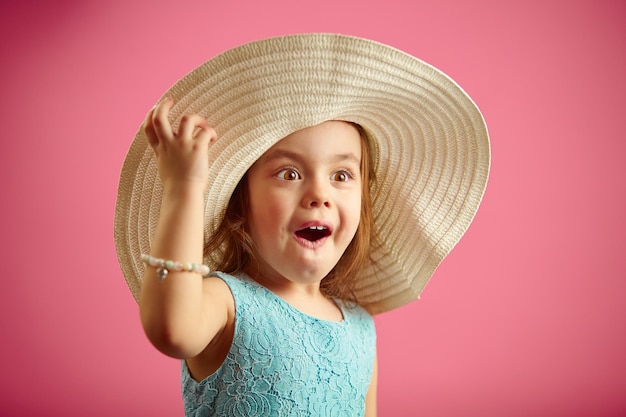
left=181, top=272, right=376, bottom=416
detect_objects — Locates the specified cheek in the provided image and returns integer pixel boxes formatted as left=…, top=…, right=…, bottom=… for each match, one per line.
left=353, top=202, right=363, bottom=234
left=342, top=193, right=362, bottom=236
left=247, top=188, right=290, bottom=235
left=249, top=191, right=287, bottom=218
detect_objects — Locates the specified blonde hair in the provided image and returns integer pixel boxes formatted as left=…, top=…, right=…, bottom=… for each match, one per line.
left=204, top=123, right=376, bottom=305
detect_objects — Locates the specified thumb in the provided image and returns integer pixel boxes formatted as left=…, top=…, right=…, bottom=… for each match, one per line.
left=193, top=125, right=218, bottom=150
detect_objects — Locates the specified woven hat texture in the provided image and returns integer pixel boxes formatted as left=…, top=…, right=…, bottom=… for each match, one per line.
left=115, top=33, right=490, bottom=314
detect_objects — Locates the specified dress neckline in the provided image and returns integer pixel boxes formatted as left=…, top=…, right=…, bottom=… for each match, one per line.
left=235, top=272, right=347, bottom=325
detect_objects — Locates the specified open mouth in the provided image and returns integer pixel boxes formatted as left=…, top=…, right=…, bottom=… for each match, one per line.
left=295, top=226, right=331, bottom=242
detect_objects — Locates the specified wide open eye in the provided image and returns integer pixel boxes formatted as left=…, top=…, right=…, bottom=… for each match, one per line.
left=330, top=170, right=354, bottom=182
left=276, top=168, right=301, bottom=181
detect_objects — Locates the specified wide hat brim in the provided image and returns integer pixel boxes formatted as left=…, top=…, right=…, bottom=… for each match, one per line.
left=114, top=33, right=490, bottom=315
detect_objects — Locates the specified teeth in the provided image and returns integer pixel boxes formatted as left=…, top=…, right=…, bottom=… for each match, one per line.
left=309, top=226, right=325, bottom=230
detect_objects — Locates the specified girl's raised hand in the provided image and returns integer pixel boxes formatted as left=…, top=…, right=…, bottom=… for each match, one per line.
left=143, top=98, right=217, bottom=191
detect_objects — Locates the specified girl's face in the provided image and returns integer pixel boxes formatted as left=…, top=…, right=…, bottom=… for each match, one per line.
left=246, top=121, right=362, bottom=287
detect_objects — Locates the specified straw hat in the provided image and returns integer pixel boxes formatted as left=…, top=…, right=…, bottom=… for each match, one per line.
left=114, top=33, right=490, bottom=315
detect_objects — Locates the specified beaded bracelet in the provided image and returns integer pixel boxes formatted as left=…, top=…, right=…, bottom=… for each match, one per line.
left=140, top=254, right=211, bottom=282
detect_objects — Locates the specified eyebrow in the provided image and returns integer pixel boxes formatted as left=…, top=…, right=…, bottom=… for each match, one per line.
left=261, top=149, right=361, bottom=166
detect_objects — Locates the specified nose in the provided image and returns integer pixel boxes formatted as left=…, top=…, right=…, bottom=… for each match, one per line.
left=302, top=176, right=331, bottom=208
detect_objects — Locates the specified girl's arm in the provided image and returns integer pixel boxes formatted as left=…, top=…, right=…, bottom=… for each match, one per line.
left=138, top=98, right=232, bottom=359
left=365, top=352, right=378, bottom=417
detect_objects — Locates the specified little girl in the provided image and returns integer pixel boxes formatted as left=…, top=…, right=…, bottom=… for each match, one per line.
left=115, top=34, right=490, bottom=417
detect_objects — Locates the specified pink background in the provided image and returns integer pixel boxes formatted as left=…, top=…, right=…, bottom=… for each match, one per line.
left=1, top=1, right=624, bottom=416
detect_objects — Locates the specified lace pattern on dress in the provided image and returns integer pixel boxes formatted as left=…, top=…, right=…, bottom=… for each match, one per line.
left=181, top=272, right=376, bottom=417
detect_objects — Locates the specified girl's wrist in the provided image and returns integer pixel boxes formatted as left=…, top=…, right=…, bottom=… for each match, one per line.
left=161, top=180, right=206, bottom=199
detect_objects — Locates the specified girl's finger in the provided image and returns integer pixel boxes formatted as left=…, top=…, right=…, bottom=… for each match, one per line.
left=151, top=98, right=175, bottom=141
left=178, top=114, right=210, bottom=141
left=142, top=106, right=159, bottom=149
left=193, top=125, right=218, bottom=149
